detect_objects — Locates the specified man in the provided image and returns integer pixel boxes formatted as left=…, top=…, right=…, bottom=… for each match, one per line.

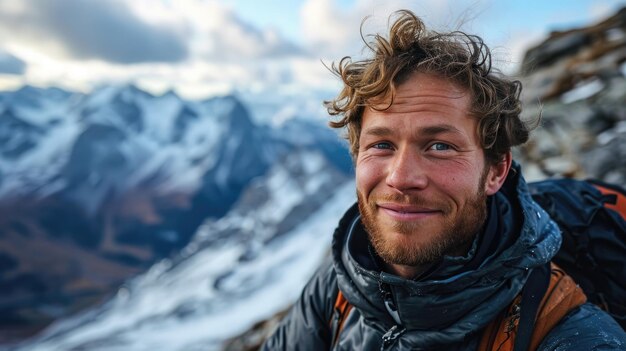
left=263, top=10, right=626, bottom=350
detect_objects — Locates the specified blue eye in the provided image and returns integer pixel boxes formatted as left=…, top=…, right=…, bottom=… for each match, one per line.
left=430, top=143, right=451, bottom=151
left=373, top=142, right=392, bottom=150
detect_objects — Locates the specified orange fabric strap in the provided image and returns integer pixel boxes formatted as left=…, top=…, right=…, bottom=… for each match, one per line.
left=594, top=184, right=626, bottom=218
left=331, top=290, right=354, bottom=347
left=479, top=263, right=587, bottom=351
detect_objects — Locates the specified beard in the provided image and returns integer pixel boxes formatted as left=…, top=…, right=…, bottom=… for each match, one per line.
left=358, top=175, right=489, bottom=267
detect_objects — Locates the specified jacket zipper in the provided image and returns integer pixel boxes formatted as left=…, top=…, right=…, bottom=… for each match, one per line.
left=381, top=324, right=406, bottom=350
left=379, top=281, right=406, bottom=350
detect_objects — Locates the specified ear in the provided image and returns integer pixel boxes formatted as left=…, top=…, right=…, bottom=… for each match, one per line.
left=484, top=151, right=512, bottom=196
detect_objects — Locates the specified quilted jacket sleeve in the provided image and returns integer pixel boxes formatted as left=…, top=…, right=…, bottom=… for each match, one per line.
left=538, top=303, right=626, bottom=350
left=261, top=259, right=338, bottom=351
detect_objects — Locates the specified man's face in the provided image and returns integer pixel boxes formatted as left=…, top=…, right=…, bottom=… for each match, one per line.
left=356, top=72, right=501, bottom=268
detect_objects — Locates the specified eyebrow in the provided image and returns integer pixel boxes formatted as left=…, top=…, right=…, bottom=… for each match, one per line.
left=419, top=124, right=464, bottom=136
left=362, top=124, right=464, bottom=138
left=362, top=126, right=394, bottom=137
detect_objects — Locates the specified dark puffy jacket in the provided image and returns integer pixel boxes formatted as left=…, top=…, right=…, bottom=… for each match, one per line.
left=263, top=167, right=626, bottom=350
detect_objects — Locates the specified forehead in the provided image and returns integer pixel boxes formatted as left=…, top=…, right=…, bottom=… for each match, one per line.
left=363, top=72, right=473, bottom=128
left=371, top=72, right=470, bottom=113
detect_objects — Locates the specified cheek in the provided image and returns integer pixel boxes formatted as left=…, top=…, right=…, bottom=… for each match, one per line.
left=355, top=161, right=384, bottom=195
left=430, top=165, right=482, bottom=199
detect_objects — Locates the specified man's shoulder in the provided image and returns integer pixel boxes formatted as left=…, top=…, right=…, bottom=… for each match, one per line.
left=539, top=303, right=626, bottom=350
left=290, top=255, right=339, bottom=319
left=305, top=256, right=338, bottom=298
left=261, top=258, right=339, bottom=350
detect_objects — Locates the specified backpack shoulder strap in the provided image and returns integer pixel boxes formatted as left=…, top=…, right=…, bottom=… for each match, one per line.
left=527, top=263, right=588, bottom=350
left=329, top=289, right=354, bottom=348
left=588, top=179, right=626, bottom=218
left=479, top=263, right=587, bottom=351
left=514, top=262, right=551, bottom=351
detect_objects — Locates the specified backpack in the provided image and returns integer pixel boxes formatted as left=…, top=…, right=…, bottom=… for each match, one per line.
left=329, top=178, right=626, bottom=350
left=528, top=178, right=626, bottom=330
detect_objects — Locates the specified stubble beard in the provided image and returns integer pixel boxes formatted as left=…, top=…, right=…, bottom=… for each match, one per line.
left=358, top=178, right=489, bottom=268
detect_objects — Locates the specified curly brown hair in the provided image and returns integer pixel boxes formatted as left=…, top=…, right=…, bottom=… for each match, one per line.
left=325, top=10, right=536, bottom=165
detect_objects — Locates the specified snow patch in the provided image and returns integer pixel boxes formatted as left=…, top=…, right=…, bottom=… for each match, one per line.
left=560, top=78, right=605, bottom=104
left=16, top=181, right=356, bottom=351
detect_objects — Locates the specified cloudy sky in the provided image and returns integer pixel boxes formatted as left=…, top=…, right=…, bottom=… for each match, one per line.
left=0, top=0, right=624, bottom=99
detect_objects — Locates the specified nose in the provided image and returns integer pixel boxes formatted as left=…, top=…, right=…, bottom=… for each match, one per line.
left=386, top=147, right=428, bottom=192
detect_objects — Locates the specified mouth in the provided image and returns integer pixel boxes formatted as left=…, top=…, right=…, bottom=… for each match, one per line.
left=377, top=203, right=442, bottom=221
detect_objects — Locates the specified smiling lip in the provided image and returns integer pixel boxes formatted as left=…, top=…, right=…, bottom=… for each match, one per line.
left=377, top=203, right=441, bottom=221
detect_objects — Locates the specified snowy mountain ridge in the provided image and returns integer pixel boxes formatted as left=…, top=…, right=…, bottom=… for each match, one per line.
left=0, top=83, right=353, bottom=347
left=8, top=151, right=355, bottom=351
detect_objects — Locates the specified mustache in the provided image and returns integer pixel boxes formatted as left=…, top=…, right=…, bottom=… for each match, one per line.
left=366, top=193, right=447, bottom=210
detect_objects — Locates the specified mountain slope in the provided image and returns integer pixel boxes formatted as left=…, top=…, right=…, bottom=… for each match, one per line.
left=0, top=84, right=352, bottom=344
left=8, top=150, right=355, bottom=351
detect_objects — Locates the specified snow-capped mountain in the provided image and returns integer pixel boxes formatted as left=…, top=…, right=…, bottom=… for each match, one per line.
left=0, top=84, right=353, bottom=346
left=8, top=149, right=355, bottom=351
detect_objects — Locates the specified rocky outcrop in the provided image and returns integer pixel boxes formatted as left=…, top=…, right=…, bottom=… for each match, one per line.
left=223, top=309, right=289, bottom=351
left=518, top=7, right=626, bottom=185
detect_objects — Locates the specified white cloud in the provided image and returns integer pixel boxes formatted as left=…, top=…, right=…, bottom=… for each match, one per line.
left=289, top=58, right=342, bottom=90
left=126, top=0, right=302, bottom=62
left=589, top=2, right=621, bottom=22
left=0, top=0, right=188, bottom=64
left=0, top=0, right=617, bottom=101
left=0, top=0, right=310, bottom=97
left=300, top=0, right=355, bottom=57
left=0, top=0, right=304, bottom=66
left=494, top=30, right=545, bottom=74
left=299, top=0, right=493, bottom=60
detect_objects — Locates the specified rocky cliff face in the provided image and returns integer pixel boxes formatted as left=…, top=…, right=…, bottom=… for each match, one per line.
left=517, top=7, right=626, bottom=185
